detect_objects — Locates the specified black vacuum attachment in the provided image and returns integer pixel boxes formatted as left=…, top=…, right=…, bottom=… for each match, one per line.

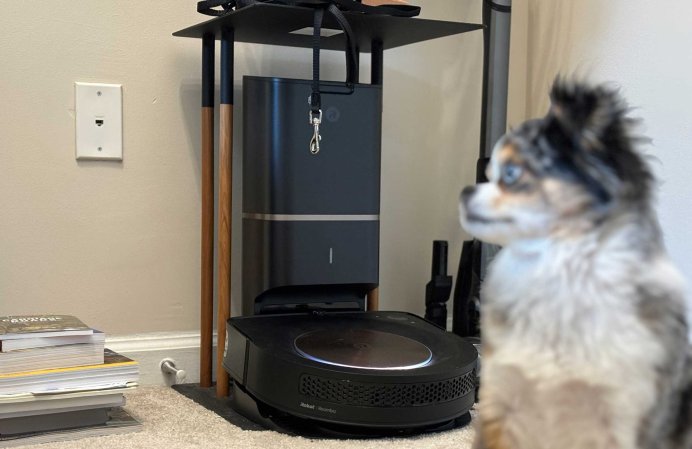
left=424, top=241, right=453, bottom=328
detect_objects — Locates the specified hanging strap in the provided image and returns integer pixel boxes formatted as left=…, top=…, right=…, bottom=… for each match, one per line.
left=326, top=3, right=358, bottom=90
left=309, top=4, right=358, bottom=111
left=308, top=7, right=326, bottom=155
left=309, top=3, right=358, bottom=155
left=310, top=7, right=324, bottom=115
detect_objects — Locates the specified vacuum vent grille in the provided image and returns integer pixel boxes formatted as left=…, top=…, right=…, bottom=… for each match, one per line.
left=299, top=372, right=476, bottom=407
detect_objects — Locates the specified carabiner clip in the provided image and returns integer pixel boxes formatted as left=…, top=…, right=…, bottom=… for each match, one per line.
left=309, top=109, right=322, bottom=155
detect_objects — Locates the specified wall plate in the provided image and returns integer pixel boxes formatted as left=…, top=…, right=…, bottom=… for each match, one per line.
left=75, top=82, right=122, bottom=161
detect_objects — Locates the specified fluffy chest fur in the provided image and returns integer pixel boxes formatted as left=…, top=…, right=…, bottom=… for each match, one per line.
left=478, top=232, right=684, bottom=449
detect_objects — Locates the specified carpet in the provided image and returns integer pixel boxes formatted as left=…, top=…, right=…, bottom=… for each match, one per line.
left=8, top=386, right=477, bottom=449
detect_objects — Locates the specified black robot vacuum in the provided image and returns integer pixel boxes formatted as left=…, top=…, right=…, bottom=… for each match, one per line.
left=223, top=311, right=477, bottom=434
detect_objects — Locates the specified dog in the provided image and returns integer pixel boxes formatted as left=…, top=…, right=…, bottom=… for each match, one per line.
left=458, top=79, right=691, bottom=449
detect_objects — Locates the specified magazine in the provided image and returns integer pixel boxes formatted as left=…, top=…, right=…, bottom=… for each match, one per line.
left=0, top=407, right=141, bottom=448
left=0, top=315, right=92, bottom=343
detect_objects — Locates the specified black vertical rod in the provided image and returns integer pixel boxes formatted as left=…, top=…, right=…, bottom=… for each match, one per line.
left=220, top=28, right=234, bottom=106
left=202, top=34, right=215, bottom=108
left=452, top=0, right=513, bottom=339
left=200, top=32, right=215, bottom=389
left=479, top=0, right=512, bottom=169
left=353, top=47, right=360, bottom=84
left=478, top=2, right=492, bottom=167
left=366, top=39, right=383, bottom=311
left=432, top=241, right=449, bottom=277
left=371, top=40, right=383, bottom=86
left=478, top=0, right=511, bottom=278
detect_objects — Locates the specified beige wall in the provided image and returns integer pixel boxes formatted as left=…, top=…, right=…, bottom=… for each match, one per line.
left=511, top=1, right=692, bottom=325
left=0, top=1, right=487, bottom=334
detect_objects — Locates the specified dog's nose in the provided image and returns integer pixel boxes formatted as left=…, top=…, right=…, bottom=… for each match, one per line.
left=460, top=186, right=476, bottom=205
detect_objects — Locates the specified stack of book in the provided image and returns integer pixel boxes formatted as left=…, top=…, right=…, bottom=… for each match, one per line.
left=0, top=315, right=141, bottom=447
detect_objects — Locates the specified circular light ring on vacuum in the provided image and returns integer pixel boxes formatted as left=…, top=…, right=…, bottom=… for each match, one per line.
left=294, top=328, right=433, bottom=370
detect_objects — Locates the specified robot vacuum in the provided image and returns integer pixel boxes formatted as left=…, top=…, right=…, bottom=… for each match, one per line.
left=223, top=311, right=478, bottom=434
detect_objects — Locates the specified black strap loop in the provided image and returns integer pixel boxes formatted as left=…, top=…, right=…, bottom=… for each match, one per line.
left=327, top=3, right=358, bottom=86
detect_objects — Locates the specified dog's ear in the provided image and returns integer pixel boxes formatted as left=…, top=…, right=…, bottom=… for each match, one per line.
left=545, top=78, right=653, bottom=207
left=548, top=78, right=624, bottom=146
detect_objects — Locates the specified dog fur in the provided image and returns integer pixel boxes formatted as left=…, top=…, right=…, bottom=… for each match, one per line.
left=459, top=79, right=691, bottom=449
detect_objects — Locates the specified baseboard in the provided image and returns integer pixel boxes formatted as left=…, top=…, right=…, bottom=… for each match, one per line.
left=106, top=332, right=217, bottom=386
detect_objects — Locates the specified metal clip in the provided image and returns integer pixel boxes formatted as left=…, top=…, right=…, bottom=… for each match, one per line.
left=309, top=109, right=322, bottom=155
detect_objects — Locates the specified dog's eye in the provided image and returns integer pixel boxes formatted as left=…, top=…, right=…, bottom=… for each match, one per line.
left=501, top=163, right=523, bottom=185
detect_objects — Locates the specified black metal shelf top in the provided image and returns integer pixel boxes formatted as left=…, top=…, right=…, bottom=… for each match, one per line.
left=173, top=3, right=483, bottom=52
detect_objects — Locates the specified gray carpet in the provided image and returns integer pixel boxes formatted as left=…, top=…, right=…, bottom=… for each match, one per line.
left=10, top=386, right=477, bottom=449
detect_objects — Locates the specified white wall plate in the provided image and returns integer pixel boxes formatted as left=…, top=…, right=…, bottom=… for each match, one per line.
left=75, top=82, right=123, bottom=161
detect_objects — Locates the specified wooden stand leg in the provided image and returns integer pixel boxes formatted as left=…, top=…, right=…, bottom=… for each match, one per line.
left=367, top=287, right=379, bottom=311
left=216, top=28, right=234, bottom=398
left=200, top=33, right=215, bottom=389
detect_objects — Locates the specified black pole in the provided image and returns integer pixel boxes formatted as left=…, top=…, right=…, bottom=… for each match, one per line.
left=353, top=47, right=361, bottom=84
left=478, top=0, right=511, bottom=278
left=371, top=40, right=383, bottom=86
left=365, top=39, right=383, bottom=312
left=478, top=0, right=512, bottom=179
left=431, top=240, right=448, bottom=278
left=220, top=28, right=234, bottom=106
left=202, top=34, right=215, bottom=108
left=452, top=0, right=512, bottom=340
left=478, top=2, right=491, bottom=167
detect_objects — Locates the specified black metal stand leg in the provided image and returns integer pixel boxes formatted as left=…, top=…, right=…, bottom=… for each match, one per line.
left=366, top=39, right=384, bottom=311
left=354, top=47, right=360, bottom=84
left=371, top=40, right=383, bottom=86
